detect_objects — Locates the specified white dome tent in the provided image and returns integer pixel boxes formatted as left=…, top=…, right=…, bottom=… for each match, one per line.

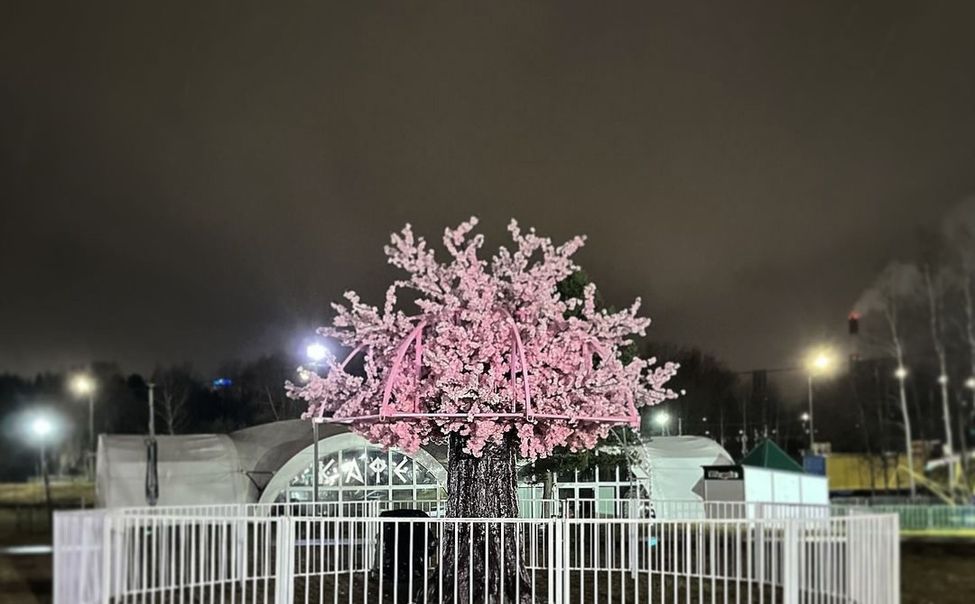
left=95, top=420, right=448, bottom=508
left=95, top=433, right=250, bottom=507
left=96, top=419, right=734, bottom=515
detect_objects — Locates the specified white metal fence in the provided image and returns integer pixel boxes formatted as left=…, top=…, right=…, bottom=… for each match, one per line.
left=55, top=501, right=898, bottom=603
left=101, top=497, right=831, bottom=522
left=835, top=503, right=975, bottom=535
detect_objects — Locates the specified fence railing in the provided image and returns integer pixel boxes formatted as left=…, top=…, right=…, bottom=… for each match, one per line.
left=55, top=502, right=897, bottom=604
left=837, top=503, right=975, bottom=536
left=107, top=497, right=829, bottom=522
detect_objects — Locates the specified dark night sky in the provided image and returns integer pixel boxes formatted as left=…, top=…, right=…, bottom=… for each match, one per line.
left=2, top=2, right=975, bottom=377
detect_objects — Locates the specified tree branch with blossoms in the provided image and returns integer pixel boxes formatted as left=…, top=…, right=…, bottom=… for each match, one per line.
left=287, top=217, right=678, bottom=460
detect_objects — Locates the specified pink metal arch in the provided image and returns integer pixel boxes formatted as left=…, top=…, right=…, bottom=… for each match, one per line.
left=312, top=314, right=638, bottom=426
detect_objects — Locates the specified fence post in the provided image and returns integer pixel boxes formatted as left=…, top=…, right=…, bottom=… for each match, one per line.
left=782, top=520, right=800, bottom=604
left=562, top=516, right=570, bottom=604
left=546, top=517, right=567, bottom=604
left=274, top=517, right=295, bottom=603
left=629, top=499, right=639, bottom=580
left=236, top=504, right=248, bottom=590
left=100, top=514, right=112, bottom=604
left=892, top=514, right=901, bottom=604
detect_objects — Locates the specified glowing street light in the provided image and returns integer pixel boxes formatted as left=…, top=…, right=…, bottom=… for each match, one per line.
left=654, top=411, right=671, bottom=436
left=306, top=343, right=328, bottom=363
left=804, top=347, right=837, bottom=452
left=966, top=377, right=975, bottom=390
left=70, top=374, right=95, bottom=396
left=806, top=349, right=835, bottom=376
left=800, top=412, right=810, bottom=422
left=937, top=374, right=949, bottom=385
left=31, top=416, right=53, bottom=439
left=894, top=366, right=908, bottom=380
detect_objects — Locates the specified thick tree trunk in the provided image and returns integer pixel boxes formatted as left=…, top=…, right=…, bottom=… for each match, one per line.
left=426, top=434, right=534, bottom=603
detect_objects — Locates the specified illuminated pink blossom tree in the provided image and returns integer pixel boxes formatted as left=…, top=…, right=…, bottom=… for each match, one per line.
left=287, top=218, right=676, bottom=600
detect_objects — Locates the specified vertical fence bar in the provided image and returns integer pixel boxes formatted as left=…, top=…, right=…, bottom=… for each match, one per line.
left=781, top=520, right=799, bottom=604
left=274, top=517, right=295, bottom=604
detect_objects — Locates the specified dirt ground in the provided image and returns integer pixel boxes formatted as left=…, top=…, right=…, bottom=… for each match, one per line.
left=1, top=540, right=972, bottom=603
left=899, top=540, right=975, bottom=604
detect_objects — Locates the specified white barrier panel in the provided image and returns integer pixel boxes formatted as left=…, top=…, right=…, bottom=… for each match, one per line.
left=54, top=502, right=898, bottom=604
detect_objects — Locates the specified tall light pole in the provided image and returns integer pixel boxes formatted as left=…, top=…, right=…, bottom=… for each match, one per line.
left=800, top=411, right=810, bottom=447
left=894, top=366, right=916, bottom=497
left=654, top=411, right=671, bottom=437
left=964, top=377, right=975, bottom=483
left=70, top=374, right=96, bottom=480
left=805, top=348, right=835, bottom=453
left=29, top=415, right=55, bottom=521
left=306, top=342, right=329, bottom=506
left=146, top=382, right=158, bottom=506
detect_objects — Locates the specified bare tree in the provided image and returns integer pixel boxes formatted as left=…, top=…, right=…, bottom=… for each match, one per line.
left=921, top=262, right=956, bottom=490
left=153, top=364, right=194, bottom=435
left=859, top=262, right=920, bottom=497
left=944, top=202, right=975, bottom=486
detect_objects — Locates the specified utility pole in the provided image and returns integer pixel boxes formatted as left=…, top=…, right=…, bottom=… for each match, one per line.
left=146, top=382, right=159, bottom=506
left=312, top=421, right=320, bottom=505
left=807, top=374, right=815, bottom=451
left=40, top=438, right=52, bottom=522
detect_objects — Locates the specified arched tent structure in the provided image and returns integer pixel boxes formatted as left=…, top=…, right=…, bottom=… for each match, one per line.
left=96, top=422, right=730, bottom=512
left=517, top=435, right=735, bottom=518
left=636, top=435, right=736, bottom=502
left=257, top=431, right=447, bottom=504
left=95, top=420, right=448, bottom=508
left=95, top=434, right=251, bottom=507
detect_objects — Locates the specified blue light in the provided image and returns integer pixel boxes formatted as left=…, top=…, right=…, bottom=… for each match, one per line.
left=212, top=377, right=233, bottom=389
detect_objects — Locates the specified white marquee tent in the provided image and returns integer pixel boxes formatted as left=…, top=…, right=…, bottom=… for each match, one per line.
left=95, top=434, right=251, bottom=507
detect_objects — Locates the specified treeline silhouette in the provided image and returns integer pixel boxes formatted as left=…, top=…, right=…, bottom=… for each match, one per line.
left=0, top=353, right=302, bottom=481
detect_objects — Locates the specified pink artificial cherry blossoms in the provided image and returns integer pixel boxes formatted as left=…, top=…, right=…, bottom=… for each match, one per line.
left=287, top=218, right=678, bottom=459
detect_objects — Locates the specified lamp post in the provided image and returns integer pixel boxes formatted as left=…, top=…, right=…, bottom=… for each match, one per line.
left=306, top=342, right=329, bottom=506
left=29, top=415, right=55, bottom=521
left=146, top=382, right=158, bottom=506
left=70, top=374, right=96, bottom=480
left=966, top=377, right=975, bottom=417
left=654, top=411, right=671, bottom=437
left=894, top=365, right=916, bottom=497
left=804, top=349, right=835, bottom=453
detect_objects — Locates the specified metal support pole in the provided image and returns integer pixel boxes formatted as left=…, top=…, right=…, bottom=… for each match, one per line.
left=88, top=393, right=95, bottom=481
left=312, top=421, right=320, bottom=505
left=148, top=383, right=156, bottom=438
left=146, top=382, right=158, bottom=506
left=40, top=442, right=52, bottom=524
left=807, top=374, right=815, bottom=452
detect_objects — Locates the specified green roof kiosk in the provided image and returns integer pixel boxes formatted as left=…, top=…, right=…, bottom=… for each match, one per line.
left=701, top=439, right=828, bottom=516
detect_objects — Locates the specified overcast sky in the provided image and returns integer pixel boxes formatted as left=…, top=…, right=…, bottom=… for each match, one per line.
left=2, top=1, right=975, bottom=377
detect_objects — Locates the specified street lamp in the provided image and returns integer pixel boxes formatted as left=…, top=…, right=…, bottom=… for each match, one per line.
left=804, top=347, right=836, bottom=453
left=28, top=414, right=56, bottom=520
left=305, top=340, right=330, bottom=505
left=894, top=366, right=909, bottom=381
left=654, top=411, right=671, bottom=436
left=69, top=373, right=96, bottom=480
left=306, top=343, right=328, bottom=363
